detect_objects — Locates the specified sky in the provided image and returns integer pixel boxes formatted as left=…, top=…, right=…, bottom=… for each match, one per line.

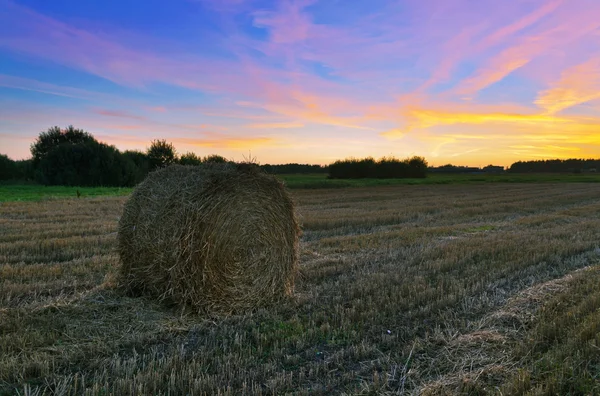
left=0, top=0, right=599, bottom=166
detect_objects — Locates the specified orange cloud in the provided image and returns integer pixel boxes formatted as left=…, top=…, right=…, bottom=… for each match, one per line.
left=535, top=57, right=600, bottom=114
left=381, top=106, right=571, bottom=138
left=252, top=89, right=373, bottom=130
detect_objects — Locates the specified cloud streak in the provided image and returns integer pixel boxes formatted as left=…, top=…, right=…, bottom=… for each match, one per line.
left=536, top=57, right=600, bottom=114
left=1, top=0, right=600, bottom=165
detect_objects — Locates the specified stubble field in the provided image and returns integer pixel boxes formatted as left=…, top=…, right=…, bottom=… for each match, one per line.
left=1, top=183, right=599, bottom=395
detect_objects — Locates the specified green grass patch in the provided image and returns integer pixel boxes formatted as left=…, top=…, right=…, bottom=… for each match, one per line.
left=0, top=184, right=132, bottom=202
left=279, top=173, right=600, bottom=189
left=2, top=172, right=600, bottom=201
left=464, top=225, right=496, bottom=233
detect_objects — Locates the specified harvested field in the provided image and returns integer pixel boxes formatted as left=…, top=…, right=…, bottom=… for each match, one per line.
left=1, top=183, right=600, bottom=395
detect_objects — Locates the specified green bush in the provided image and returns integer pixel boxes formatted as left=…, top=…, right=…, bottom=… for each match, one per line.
left=37, top=140, right=136, bottom=187
left=122, top=150, right=151, bottom=184
left=0, top=154, right=16, bottom=180
left=329, top=156, right=427, bottom=179
left=147, top=139, right=177, bottom=170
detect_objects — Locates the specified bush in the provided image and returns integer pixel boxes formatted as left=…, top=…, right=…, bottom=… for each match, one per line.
left=202, top=154, right=228, bottom=164
left=329, top=156, right=427, bottom=179
left=31, top=125, right=95, bottom=167
left=508, top=159, right=600, bottom=173
left=147, top=140, right=177, bottom=170
left=179, top=152, right=202, bottom=166
left=329, top=157, right=376, bottom=179
left=37, top=140, right=135, bottom=187
left=0, top=154, right=16, bottom=180
left=123, top=150, right=151, bottom=184
left=15, top=159, right=34, bottom=180
left=261, top=163, right=328, bottom=174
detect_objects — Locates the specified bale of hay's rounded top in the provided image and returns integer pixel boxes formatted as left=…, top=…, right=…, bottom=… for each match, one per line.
left=117, top=163, right=299, bottom=315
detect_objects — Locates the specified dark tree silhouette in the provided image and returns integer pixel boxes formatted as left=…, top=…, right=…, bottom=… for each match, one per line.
left=261, top=163, right=328, bottom=174
left=122, top=150, right=151, bottom=183
left=147, top=139, right=177, bottom=170
left=0, top=154, right=15, bottom=180
left=329, top=156, right=427, bottom=179
left=179, top=152, right=203, bottom=166
left=202, top=154, right=228, bottom=164
left=30, top=125, right=95, bottom=167
left=37, top=140, right=136, bottom=186
left=508, top=159, right=600, bottom=173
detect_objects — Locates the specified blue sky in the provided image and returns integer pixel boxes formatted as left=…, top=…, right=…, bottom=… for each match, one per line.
left=1, top=0, right=599, bottom=165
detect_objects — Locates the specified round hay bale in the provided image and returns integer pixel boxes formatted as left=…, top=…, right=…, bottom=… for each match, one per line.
left=117, top=163, right=299, bottom=314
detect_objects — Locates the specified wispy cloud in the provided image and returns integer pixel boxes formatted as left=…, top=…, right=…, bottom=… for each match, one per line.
left=92, top=108, right=146, bottom=120
left=452, top=0, right=600, bottom=96
left=536, top=57, right=600, bottom=114
left=1, top=0, right=600, bottom=165
left=0, top=74, right=114, bottom=102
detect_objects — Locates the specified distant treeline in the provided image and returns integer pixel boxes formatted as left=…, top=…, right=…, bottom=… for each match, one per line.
left=508, top=159, right=599, bottom=173
left=0, top=126, right=328, bottom=186
left=0, top=155, right=32, bottom=181
left=0, top=126, right=232, bottom=186
left=261, top=164, right=328, bottom=174
left=429, top=164, right=505, bottom=174
left=328, top=156, right=428, bottom=179
left=3, top=126, right=598, bottom=186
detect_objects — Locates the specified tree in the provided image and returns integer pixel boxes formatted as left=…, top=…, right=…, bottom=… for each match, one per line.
left=179, top=152, right=202, bottom=166
left=37, top=140, right=135, bottom=186
left=203, top=154, right=228, bottom=164
left=328, top=155, right=428, bottom=179
left=122, top=150, right=150, bottom=183
left=407, top=156, right=428, bottom=178
left=0, top=154, right=16, bottom=180
left=30, top=125, right=95, bottom=167
left=14, top=159, right=34, bottom=180
left=147, top=139, right=177, bottom=170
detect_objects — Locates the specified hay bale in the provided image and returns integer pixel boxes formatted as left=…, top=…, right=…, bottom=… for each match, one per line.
left=117, top=163, right=299, bottom=314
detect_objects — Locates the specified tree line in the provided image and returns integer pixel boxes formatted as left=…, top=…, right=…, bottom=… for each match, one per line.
left=328, top=156, right=428, bottom=179
left=0, top=126, right=232, bottom=186
left=0, top=126, right=328, bottom=186
left=508, top=159, right=599, bottom=173
left=4, top=126, right=596, bottom=186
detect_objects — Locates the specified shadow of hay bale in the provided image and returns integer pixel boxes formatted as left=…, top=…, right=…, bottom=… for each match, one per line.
left=117, top=163, right=300, bottom=315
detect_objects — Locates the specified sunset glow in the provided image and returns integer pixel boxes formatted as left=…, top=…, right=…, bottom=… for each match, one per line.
left=1, top=0, right=599, bottom=166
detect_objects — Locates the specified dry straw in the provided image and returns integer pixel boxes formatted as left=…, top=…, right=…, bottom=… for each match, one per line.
left=117, top=163, right=299, bottom=314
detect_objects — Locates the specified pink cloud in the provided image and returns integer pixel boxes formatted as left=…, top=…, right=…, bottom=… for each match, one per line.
left=252, top=0, right=317, bottom=44
left=92, top=108, right=146, bottom=120
left=452, top=0, right=600, bottom=96
left=536, top=56, right=600, bottom=114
